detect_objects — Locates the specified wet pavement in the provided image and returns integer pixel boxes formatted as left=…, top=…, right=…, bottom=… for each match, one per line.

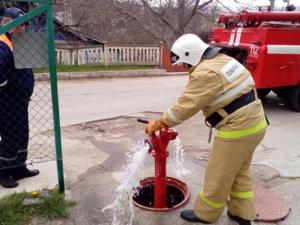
left=0, top=76, right=299, bottom=225
left=60, top=111, right=300, bottom=225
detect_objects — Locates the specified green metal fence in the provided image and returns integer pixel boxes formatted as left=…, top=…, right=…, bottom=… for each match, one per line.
left=0, top=0, right=64, bottom=192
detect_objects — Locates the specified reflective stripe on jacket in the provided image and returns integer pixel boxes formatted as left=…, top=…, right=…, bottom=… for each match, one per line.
left=162, top=53, right=266, bottom=134
left=0, top=34, right=13, bottom=85
left=0, top=34, right=13, bottom=51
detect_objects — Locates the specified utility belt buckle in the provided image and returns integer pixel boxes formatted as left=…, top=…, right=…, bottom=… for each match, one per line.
left=205, top=117, right=215, bottom=128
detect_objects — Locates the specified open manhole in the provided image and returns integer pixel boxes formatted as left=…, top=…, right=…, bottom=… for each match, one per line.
left=133, top=177, right=190, bottom=212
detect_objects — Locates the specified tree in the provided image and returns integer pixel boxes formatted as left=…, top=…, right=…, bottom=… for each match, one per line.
left=113, top=0, right=217, bottom=46
left=54, top=0, right=220, bottom=46
left=54, top=0, right=162, bottom=44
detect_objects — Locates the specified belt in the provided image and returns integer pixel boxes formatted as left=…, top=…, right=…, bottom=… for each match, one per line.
left=205, top=90, right=256, bottom=127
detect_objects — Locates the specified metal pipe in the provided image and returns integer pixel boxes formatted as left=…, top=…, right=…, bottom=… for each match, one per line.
left=146, top=129, right=177, bottom=208
left=239, top=11, right=300, bottom=22
left=219, top=10, right=300, bottom=23
left=138, top=119, right=178, bottom=208
left=47, top=2, right=65, bottom=193
left=137, top=118, right=149, bottom=124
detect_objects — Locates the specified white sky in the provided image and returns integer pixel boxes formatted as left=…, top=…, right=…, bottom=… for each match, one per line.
left=219, top=0, right=300, bottom=7
left=221, top=0, right=299, bottom=10
left=236, top=0, right=300, bottom=7
left=240, top=0, right=298, bottom=5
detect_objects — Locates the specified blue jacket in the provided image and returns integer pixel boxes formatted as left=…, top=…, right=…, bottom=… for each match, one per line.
left=0, top=34, right=34, bottom=101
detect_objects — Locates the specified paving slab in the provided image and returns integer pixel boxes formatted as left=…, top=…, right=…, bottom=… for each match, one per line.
left=0, top=161, right=57, bottom=198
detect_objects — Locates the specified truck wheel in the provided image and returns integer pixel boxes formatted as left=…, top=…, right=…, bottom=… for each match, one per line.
left=290, top=85, right=300, bottom=112
left=257, top=88, right=271, bottom=99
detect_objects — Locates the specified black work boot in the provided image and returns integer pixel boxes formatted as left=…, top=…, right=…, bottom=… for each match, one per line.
left=12, top=166, right=40, bottom=180
left=0, top=174, right=19, bottom=188
left=180, top=210, right=212, bottom=223
left=227, top=211, right=251, bottom=225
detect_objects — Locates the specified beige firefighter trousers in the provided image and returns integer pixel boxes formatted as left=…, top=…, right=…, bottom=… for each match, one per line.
left=194, top=129, right=266, bottom=222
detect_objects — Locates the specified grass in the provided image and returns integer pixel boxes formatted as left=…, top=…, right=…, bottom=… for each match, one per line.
left=34, top=64, right=157, bottom=73
left=0, top=189, right=76, bottom=225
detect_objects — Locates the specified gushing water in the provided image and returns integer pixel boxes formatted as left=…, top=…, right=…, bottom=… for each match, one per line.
left=102, top=140, right=149, bottom=225
left=171, top=136, right=190, bottom=178
left=102, top=133, right=189, bottom=225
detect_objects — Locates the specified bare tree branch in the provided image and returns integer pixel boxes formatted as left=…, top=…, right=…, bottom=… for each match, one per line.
left=113, top=1, right=167, bottom=42
left=62, top=0, right=216, bottom=45
left=198, top=0, right=214, bottom=9
left=140, top=0, right=178, bottom=35
left=183, top=0, right=201, bottom=28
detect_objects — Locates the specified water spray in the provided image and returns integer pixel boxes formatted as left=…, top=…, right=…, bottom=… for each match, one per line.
left=134, top=119, right=190, bottom=211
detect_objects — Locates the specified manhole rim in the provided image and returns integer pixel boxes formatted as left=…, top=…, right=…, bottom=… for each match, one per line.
left=133, top=176, right=190, bottom=212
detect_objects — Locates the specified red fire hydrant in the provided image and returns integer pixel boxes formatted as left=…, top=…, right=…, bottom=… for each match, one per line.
left=145, top=129, right=177, bottom=208
left=134, top=118, right=189, bottom=211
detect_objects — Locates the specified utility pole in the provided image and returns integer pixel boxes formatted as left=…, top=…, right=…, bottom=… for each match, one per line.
left=269, top=0, right=275, bottom=11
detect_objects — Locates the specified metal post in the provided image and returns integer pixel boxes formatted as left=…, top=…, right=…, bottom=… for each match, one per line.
left=154, top=143, right=168, bottom=208
left=46, top=2, right=65, bottom=193
left=104, top=43, right=108, bottom=65
left=148, top=129, right=177, bottom=208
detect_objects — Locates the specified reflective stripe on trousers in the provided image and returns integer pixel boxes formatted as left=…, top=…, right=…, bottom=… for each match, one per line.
left=216, top=118, right=267, bottom=139
left=193, top=127, right=266, bottom=222
left=231, top=190, right=254, bottom=199
left=199, top=192, right=225, bottom=209
left=198, top=190, right=254, bottom=209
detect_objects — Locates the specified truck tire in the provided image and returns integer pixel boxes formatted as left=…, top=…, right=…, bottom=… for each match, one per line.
left=272, top=87, right=294, bottom=110
left=290, top=85, right=300, bottom=112
left=257, top=88, right=271, bottom=99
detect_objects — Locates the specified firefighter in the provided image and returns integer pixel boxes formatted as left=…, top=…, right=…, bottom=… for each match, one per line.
left=145, top=33, right=267, bottom=225
left=0, top=7, right=39, bottom=188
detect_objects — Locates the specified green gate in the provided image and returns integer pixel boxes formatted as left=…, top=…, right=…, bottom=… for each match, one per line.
left=0, top=0, right=64, bottom=192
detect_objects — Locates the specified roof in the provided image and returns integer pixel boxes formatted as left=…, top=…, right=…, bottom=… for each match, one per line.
left=54, top=18, right=107, bottom=45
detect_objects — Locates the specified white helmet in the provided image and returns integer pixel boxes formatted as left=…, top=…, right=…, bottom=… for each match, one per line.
left=170, top=33, right=209, bottom=66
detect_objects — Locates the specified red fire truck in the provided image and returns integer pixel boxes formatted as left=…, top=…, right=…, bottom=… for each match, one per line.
left=210, top=10, right=300, bottom=111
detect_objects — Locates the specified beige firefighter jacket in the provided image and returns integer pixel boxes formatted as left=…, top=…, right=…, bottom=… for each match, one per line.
left=162, top=53, right=265, bottom=131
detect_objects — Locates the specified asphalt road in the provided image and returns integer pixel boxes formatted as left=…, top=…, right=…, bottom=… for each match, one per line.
left=55, top=76, right=300, bottom=178
left=57, top=76, right=187, bottom=126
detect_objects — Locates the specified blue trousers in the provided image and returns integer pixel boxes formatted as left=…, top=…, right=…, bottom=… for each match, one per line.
left=0, top=91, right=29, bottom=174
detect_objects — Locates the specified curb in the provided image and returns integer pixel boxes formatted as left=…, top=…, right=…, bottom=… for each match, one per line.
left=35, top=69, right=188, bottom=81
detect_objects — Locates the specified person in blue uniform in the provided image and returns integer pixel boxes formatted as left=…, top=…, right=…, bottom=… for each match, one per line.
left=0, top=7, right=39, bottom=188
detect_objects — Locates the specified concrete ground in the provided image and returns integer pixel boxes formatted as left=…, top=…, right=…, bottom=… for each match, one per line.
left=60, top=109, right=299, bottom=225
left=1, top=75, right=299, bottom=225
